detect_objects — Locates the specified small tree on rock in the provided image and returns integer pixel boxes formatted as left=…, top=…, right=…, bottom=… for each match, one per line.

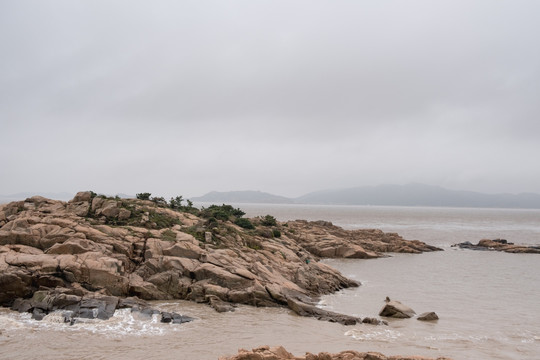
left=136, top=193, right=152, bottom=200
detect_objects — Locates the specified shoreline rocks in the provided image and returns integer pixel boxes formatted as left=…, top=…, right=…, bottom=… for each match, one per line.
left=10, top=287, right=192, bottom=324
left=452, top=239, right=540, bottom=254
left=0, top=192, right=441, bottom=323
left=219, top=345, right=453, bottom=360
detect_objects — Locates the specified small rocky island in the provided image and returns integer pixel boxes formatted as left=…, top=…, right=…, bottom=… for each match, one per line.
left=452, top=239, right=540, bottom=254
left=0, top=192, right=441, bottom=325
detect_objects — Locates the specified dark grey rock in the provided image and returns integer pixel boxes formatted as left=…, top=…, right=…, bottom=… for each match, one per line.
left=417, top=311, right=439, bottom=321
left=32, top=308, right=46, bottom=321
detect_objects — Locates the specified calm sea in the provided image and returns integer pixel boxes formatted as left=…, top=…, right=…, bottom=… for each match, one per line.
left=1, top=204, right=539, bottom=360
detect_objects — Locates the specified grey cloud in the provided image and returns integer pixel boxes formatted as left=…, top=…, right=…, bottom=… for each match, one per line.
left=1, top=0, right=540, bottom=197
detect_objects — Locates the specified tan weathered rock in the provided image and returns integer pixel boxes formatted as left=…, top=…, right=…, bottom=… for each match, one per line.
left=379, top=300, right=416, bottom=318
left=46, top=238, right=105, bottom=255
left=71, top=191, right=93, bottom=203
left=219, top=346, right=453, bottom=360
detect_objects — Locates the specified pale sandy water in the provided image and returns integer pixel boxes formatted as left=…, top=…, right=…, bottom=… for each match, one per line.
left=1, top=205, right=539, bottom=359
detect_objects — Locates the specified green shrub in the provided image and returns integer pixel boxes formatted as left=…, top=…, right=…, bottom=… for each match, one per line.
left=136, top=193, right=152, bottom=200
left=272, top=229, right=281, bottom=238
left=235, top=217, right=254, bottom=229
left=201, top=204, right=246, bottom=221
left=261, top=215, right=277, bottom=227
left=151, top=196, right=168, bottom=207
left=206, top=217, right=219, bottom=229
left=169, top=195, right=184, bottom=210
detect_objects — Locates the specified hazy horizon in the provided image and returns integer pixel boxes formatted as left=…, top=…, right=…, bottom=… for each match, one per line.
left=2, top=1, right=540, bottom=199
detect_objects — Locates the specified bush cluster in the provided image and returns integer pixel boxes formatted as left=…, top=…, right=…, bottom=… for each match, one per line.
left=260, top=215, right=277, bottom=226
left=200, top=204, right=246, bottom=221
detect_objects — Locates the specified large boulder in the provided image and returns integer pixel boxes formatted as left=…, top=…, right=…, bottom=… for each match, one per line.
left=379, top=300, right=416, bottom=318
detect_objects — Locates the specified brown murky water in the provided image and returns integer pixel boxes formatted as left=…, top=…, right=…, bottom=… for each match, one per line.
left=1, top=205, right=539, bottom=359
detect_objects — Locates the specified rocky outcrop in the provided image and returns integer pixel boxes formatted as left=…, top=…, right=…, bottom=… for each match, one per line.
left=286, top=220, right=441, bottom=258
left=0, top=192, right=440, bottom=323
left=219, top=345, right=453, bottom=360
left=452, top=239, right=540, bottom=254
left=379, top=300, right=416, bottom=318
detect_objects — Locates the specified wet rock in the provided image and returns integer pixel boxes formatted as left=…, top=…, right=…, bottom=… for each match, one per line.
left=207, top=295, right=236, bottom=313
left=172, top=313, right=194, bottom=324
left=77, top=295, right=119, bottom=320
left=160, top=311, right=192, bottom=324
left=362, top=317, right=388, bottom=325
left=287, top=298, right=360, bottom=325
left=32, top=308, right=46, bottom=320
left=379, top=300, right=416, bottom=318
left=417, top=312, right=439, bottom=321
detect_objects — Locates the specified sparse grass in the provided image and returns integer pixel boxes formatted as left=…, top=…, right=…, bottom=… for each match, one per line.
left=182, top=225, right=206, bottom=242
left=148, top=211, right=182, bottom=229
left=161, top=229, right=176, bottom=242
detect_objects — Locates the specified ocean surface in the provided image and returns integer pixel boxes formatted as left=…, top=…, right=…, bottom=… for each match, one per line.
left=1, top=204, right=539, bottom=360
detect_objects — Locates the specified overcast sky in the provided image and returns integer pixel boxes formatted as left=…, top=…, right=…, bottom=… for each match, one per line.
left=1, top=0, right=539, bottom=199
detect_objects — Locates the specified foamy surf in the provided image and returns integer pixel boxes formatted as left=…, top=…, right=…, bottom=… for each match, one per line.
left=345, top=328, right=403, bottom=341
left=0, top=308, right=191, bottom=337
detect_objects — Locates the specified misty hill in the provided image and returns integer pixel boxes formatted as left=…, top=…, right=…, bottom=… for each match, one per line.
left=192, top=184, right=540, bottom=209
left=0, top=192, right=74, bottom=204
left=191, top=190, right=295, bottom=204
left=296, top=183, right=540, bottom=208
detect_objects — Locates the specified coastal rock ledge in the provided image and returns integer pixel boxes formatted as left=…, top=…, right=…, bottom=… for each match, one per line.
left=0, top=192, right=441, bottom=323
left=219, top=345, right=452, bottom=360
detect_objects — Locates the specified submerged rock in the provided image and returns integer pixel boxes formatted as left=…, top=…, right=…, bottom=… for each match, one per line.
left=160, top=311, right=194, bottom=324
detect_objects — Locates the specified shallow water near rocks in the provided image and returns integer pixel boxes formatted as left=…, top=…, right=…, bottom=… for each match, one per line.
left=1, top=205, right=539, bottom=359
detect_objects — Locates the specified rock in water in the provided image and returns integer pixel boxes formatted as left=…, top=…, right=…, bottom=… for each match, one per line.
left=219, top=345, right=454, bottom=360
left=379, top=300, right=416, bottom=318
left=417, top=311, right=439, bottom=321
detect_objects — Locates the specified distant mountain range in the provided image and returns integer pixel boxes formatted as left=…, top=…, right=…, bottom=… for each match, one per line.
left=0, top=192, right=136, bottom=204
left=3, top=185, right=540, bottom=209
left=191, top=184, right=540, bottom=209
left=0, top=191, right=74, bottom=204
left=191, top=190, right=295, bottom=204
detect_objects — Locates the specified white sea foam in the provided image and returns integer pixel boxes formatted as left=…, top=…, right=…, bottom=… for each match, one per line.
left=345, top=328, right=403, bottom=341
left=0, top=308, right=188, bottom=337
